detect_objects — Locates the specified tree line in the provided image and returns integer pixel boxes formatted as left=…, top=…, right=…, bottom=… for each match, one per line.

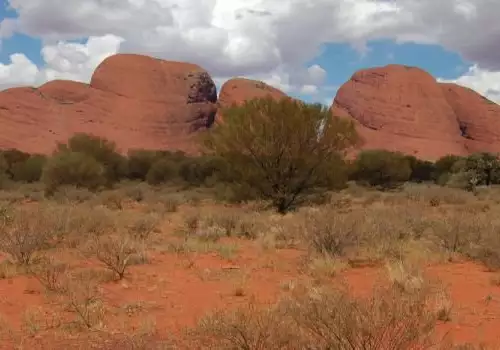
left=1, top=96, right=498, bottom=213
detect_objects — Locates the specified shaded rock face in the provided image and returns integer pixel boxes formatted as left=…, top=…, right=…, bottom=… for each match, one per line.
left=441, top=83, right=500, bottom=154
left=331, top=64, right=500, bottom=160
left=0, top=54, right=217, bottom=155
left=216, top=78, right=287, bottom=123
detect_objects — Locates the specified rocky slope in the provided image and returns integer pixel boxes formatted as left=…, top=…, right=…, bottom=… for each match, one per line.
left=330, top=64, right=500, bottom=160
left=216, top=77, right=286, bottom=123
left=0, top=54, right=218, bottom=154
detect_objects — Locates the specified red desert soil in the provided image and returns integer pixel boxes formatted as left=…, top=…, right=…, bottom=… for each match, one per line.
left=1, top=241, right=500, bottom=348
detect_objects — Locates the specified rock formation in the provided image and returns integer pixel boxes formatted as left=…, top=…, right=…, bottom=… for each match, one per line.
left=0, top=54, right=217, bottom=155
left=441, top=83, right=500, bottom=155
left=216, top=78, right=287, bottom=123
left=0, top=53, right=499, bottom=160
left=331, top=64, right=500, bottom=160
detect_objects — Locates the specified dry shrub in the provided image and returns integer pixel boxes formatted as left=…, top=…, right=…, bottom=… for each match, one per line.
left=403, top=184, right=474, bottom=206
left=0, top=205, right=69, bottom=265
left=86, top=233, right=140, bottom=280
left=126, top=212, right=161, bottom=241
left=190, top=282, right=441, bottom=350
left=28, top=257, right=70, bottom=292
left=180, top=208, right=262, bottom=242
left=61, top=270, right=105, bottom=329
left=50, top=185, right=95, bottom=203
left=64, top=205, right=117, bottom=245
left=98, top=190, right=126, bottom=210
left=190, top=300, right=299, bottom=350
left=303, top=209, right=361, bottom=256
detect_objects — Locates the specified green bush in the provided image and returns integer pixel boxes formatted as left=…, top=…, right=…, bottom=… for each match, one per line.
left=352, top=150, right=411, bottom=189
left=57, top=133, right=127, bottom=185
left=405, top=155, right=435, bottom=183
left=0, top=149, right=31, bottom=178
left=126, top=149, right=189, bottom=181
left=445, top=152, right=500, bottom=191
left=10, top=155, right=47, bottom=183
left=146, top=159, right=178, bottom=185
left=178, top=156, right=229, bottom=186
left=126, top=150, right=160, bottom=180
left=433, top=155, right=463, bottom=184
left=203, top=96, right=358, bottom=213
left=0, top=154, right=8, bottom=188
left=42, top=151, right=106, bottom=194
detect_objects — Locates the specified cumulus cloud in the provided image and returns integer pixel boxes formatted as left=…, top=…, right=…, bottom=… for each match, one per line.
left=0, top=53, right=39, bottom=89
left=0, top=0, right=498, bottom=100
left=37, top=34, right=124, bottom=84
left=439, top=65, right=500, bottom=103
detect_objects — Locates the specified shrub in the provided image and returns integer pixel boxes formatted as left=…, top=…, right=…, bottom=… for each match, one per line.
left=10, top=154, right=47, bottom=182
left=0, top=154, right=8, bottom=188
left=42, top=151, right=106, bottom=193
left=57, top=133, right=127, bottom=185
left=192, top=283, right=438, bottom=349
left=126, top=150, right=160, bottom=180
left=127, top=149, right=189, bottom=181
left=433, top=154, right=463, bottom=184
left=352, top=150, right=411, bottom=189
left=0, top=149, right=30, bottom=176
left=177, top=156, right=228, bottom=186
left=0, top=206, right=55, bottom=265
left=87, top=234, right=140, bottom=280
left=405, top=155, right=435, bottom=183
left=462, top=152, right=500, bottom=186
left=203, top=97, right=358, bottom=213
left=146, top=158, right=178, bottom=185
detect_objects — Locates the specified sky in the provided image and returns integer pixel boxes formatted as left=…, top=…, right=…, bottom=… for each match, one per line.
left=0, top=0, right=499, bottom=106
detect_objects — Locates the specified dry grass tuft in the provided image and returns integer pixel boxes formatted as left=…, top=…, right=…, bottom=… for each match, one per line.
left=190, top=280, right=442, bottom=350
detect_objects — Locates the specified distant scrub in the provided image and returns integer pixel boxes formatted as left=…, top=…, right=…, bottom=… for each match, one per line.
left=1, top=103, right=500, bottom=199
left=350, top=150, right=412, bottom=189
left=42, top=151, right=106, bottom=194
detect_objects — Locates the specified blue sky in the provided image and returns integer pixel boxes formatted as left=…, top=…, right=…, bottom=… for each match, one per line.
left=0, top=0, right=497, bottom=104
left=296, top=40, right=472, bottom=103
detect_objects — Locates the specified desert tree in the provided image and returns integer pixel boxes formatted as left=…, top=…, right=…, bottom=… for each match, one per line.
left=202, top=97, right=359, bottom=214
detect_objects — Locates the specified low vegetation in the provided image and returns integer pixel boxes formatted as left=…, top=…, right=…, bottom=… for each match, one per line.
left=0, top=97, right=498, bottom=348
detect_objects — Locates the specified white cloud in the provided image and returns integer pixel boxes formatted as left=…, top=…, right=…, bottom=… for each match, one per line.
left=0, top=0, right=498, bottom=101
left=37, top=34, right=124, bottom=84
left=0, top=53, right=39, bottom=89
left=439, top=65, right=500, bottom=103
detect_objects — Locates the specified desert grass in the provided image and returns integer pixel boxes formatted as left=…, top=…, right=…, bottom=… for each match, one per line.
left=189, top=277, right=446, bottom=350
left=1, top=182, right=500, bottom=348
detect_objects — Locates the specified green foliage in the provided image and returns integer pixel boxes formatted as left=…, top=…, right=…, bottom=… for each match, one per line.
left=0, top=154, right=8, bottom=188
left=0, top=154, right=7, bottom=173
left=42, top=151, right=106, bottom=194
left=126, top=150, right=161, bottom=180
left=178, top=156, right=229, bottom=186
left=450, top=152, right=500, bottom=190
left=203, top=96, right=358, bottom=213
left=405, top=155, right=435, bottom=183
left=127, top=149, right=189, bottom=181
left=56, top=133, right=127, bottom=184
left=0, top=149, right=31, bottom=178
left=352, top=150, right=412, bottom=189
left=433, top=155, right=463, bottom=184
left=10, top=155, right=47, bottom=183
left=146, top=159, right=178, bottom=185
